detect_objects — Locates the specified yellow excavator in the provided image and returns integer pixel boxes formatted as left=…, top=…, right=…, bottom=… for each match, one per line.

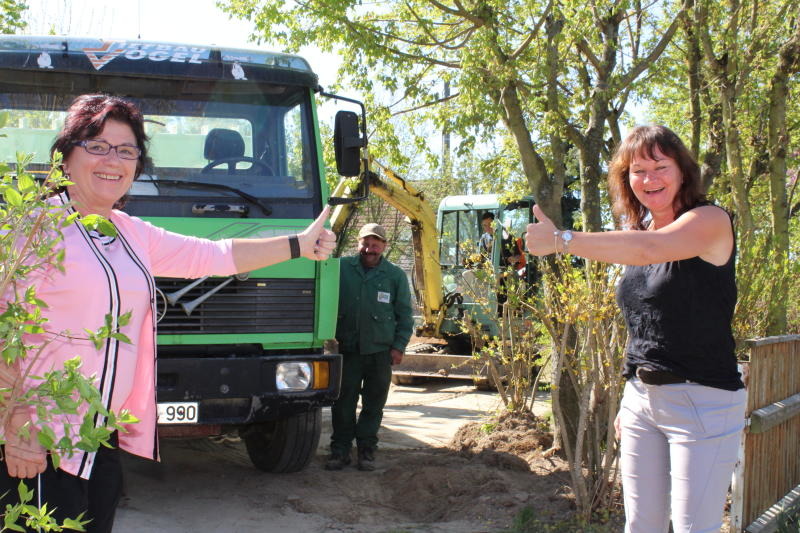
left=329, top=153, right=534, bottom=381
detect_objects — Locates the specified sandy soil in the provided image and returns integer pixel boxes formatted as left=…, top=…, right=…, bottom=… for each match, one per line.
left=115, top=382, right=577, bottom=533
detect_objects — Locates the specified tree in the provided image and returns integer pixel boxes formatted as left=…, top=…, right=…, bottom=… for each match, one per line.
left=225, top=0, right=800, bottom=516
left=0, top=0, right=27, bottom=34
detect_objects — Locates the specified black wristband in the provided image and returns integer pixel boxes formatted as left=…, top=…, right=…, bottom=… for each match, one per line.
left=288, top=234, right=301, bottom=259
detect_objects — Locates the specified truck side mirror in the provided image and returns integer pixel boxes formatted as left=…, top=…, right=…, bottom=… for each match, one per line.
left=334, top=110, right=362, bottom=177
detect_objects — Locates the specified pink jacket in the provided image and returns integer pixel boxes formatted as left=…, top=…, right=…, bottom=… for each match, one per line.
left=15, top=192, right=237, bottom=479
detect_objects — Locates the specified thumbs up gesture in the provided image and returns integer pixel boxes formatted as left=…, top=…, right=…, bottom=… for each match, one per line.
left=299, top=205, right=337, bottom=260
left=525, top=205, right=559, bottom=256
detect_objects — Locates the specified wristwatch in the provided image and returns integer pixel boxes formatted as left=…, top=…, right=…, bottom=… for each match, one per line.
left=557, top=230, right=573, bottom=253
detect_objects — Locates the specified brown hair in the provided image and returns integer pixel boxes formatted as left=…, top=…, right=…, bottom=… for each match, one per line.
left=607, top=125, right=704, bottom=230
left=51, top=94, right=148, bottom=209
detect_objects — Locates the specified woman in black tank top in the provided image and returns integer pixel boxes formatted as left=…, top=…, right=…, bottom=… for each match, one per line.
left=525, top=125, right=745, bottom=533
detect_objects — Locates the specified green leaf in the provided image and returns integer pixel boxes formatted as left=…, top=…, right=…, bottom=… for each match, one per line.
left=118, top=311, right=132, bottom=327
left=37, top=426, right=55, bottom=449
left=3, top=187, right=22, bottom=207
left=62, top=515, right=89, bottom=531
left=4, top=517, right=26, bottom=532
left=14, top=152, right=33, bottom=169
left=16, top=173, right=34, bottom=193
left=110, top=333, right=132, bottom=344
left=16, top=480, right=33, bottom=503
left=96, top=218, right=117, bottom=237
left=79, top=214, right=117, bottom=237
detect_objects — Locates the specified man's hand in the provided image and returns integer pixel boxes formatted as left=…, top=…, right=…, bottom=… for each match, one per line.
left=390, top=349, right=403, bottom=366
left=4, top=409, right=47, bottom=478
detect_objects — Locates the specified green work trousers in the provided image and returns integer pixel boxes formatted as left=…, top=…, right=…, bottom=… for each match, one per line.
left=330, top=349, right=393, bottom=454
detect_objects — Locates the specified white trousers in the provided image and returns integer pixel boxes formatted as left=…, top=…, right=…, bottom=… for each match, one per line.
left=619, top=378, right=746, bottom=533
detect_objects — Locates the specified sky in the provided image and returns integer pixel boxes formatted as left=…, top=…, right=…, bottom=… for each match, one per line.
left=22, top=0, right=343, bottom=91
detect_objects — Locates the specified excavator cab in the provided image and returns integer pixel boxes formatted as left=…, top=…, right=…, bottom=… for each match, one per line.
left=436, top=195, right=535, bottom=346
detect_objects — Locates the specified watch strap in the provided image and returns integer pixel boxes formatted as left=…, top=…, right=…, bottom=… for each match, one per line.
left=289, top=234, right=301, bottom=259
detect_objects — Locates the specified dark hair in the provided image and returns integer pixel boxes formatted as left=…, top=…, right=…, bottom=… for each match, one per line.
left=51, top=94, right=148, bottom=209
left=607, top=125, right=704, bottom=230
left=481, top=212, right=495, bottom=221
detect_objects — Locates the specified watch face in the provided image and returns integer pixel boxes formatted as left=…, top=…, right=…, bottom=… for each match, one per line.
left=562, top=230, right=573, bottom=242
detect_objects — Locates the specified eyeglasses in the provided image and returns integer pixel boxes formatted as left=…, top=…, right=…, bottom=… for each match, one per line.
left=73, top=140, right=141, bottom=160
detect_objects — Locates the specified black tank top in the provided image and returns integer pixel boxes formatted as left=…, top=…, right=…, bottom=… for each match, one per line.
left=615, top=211, right=743, bottom=391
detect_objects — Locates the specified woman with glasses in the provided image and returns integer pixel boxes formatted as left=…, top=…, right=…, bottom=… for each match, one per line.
left=525, top=125, right=745, bottom=533
left=0, top=94, right=336, bottom=532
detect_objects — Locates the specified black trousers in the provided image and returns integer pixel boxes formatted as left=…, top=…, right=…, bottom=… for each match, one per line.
left=0, top=433, right=123, bottom=533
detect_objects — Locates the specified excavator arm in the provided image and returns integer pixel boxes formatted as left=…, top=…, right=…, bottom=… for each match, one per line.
left=331, top=160, right=444, bottom=337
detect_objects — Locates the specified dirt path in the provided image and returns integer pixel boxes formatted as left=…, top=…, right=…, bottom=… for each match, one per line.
left=114, top=381, right=572, bottom=533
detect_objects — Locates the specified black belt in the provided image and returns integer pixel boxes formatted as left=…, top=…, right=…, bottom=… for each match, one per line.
left=635, top=367, right=688, bottom=385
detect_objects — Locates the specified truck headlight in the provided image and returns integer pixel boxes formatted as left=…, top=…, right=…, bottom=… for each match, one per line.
left=276, top=362, right=312, bottom=391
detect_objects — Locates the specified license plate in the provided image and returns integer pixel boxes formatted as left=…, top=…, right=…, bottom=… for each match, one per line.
left=157, top=402, right=198, bottom=424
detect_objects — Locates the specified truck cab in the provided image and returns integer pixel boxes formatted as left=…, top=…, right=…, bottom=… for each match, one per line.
left=0, top=36, right=345, bottom=472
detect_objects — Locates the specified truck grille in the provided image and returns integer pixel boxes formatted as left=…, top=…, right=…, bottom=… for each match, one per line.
left=155, top=277, right=314, bottom=334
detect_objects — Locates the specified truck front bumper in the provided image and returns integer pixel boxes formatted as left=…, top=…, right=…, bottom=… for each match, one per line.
left=156, top=352, right=342, bottom=425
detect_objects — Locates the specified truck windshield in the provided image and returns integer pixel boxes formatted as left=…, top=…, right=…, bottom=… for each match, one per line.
left=0, top=75, right=320, bottom=219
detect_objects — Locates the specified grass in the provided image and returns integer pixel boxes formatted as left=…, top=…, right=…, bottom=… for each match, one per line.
left=776, top=505, right=800, bottom=533
left=504, top=507, right=624, bottom=533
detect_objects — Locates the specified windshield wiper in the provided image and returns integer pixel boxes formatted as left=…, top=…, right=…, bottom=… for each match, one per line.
left=140, top=179, right=272, bottom=216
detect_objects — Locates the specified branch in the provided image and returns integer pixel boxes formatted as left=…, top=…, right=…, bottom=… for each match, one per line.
left=343, top=19, right=464, bottom=69
left=386, top=63, right=436, bottom=109
left=696, top=0, right=724, bottom=76
left=789, top=173, right=799, bottom=217
left=427, top=0, right=482, bottom=25
left=563, top=117, right=585, bottom=150
left=734, top=0, right=798, bottom=97
left=576, top=38, right=603, bottom=72
left=405, top=1, right=479, bottom=50
left=390, top=91, right=461, bottom=116
left=508, top=0, right=554, bottom=61
left=617, top=0, right=689, bottom=88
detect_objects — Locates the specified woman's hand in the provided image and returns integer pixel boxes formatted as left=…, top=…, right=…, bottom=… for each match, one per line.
left=4, top=409, right=47, bottom=478
left=525, top=205, right=559, bottom=256
left=298, top=205, right=336, bottom=261
left=614, top=411, right=622, bottom=441
left=231, top=206, right=337, bottom=272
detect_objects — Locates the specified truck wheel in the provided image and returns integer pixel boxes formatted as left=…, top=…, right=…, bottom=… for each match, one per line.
left=241, top=408, right=321, bottom=473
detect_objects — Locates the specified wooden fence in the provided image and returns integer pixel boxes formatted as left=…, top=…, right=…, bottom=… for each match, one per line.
left=731, top=335, right=800, bottom=532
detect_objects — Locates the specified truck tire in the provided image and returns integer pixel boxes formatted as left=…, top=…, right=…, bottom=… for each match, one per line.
left=241, top=408, right=322, bottom=473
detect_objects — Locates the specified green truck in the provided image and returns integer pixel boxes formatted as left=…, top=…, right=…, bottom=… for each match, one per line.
left=0, top=35, right=356, bottom=472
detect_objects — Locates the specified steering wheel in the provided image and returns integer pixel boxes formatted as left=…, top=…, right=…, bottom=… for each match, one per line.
left=201, top=156, right=274, bottom=175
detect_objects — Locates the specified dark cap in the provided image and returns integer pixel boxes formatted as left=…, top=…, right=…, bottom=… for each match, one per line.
left=358, top=223, right=387, bottom=241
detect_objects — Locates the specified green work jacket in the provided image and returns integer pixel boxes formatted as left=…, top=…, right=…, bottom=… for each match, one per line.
left=336, top=255, right=413, bottom=355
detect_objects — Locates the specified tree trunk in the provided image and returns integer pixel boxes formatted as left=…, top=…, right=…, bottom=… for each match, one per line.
left=765, top=18, right=800, bottom=335
left=497, top=82, right=562, bottom=224
left=684, top=11, right=703, bottom=158
left=545, top=16, right=568, bottom=229
left=719, top=83, right=754, bottom=234
left=700, top=99, right=725, bottom=193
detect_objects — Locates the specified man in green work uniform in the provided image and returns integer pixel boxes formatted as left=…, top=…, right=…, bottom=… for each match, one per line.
left=327, top=223, right=414, bottom=471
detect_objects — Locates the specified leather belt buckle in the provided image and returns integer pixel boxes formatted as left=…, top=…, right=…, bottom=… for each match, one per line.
left=635, top=367, right=687, bottom=385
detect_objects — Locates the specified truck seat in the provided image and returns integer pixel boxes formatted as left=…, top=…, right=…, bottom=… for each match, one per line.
left=203, top=128, right=245, bottom=173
